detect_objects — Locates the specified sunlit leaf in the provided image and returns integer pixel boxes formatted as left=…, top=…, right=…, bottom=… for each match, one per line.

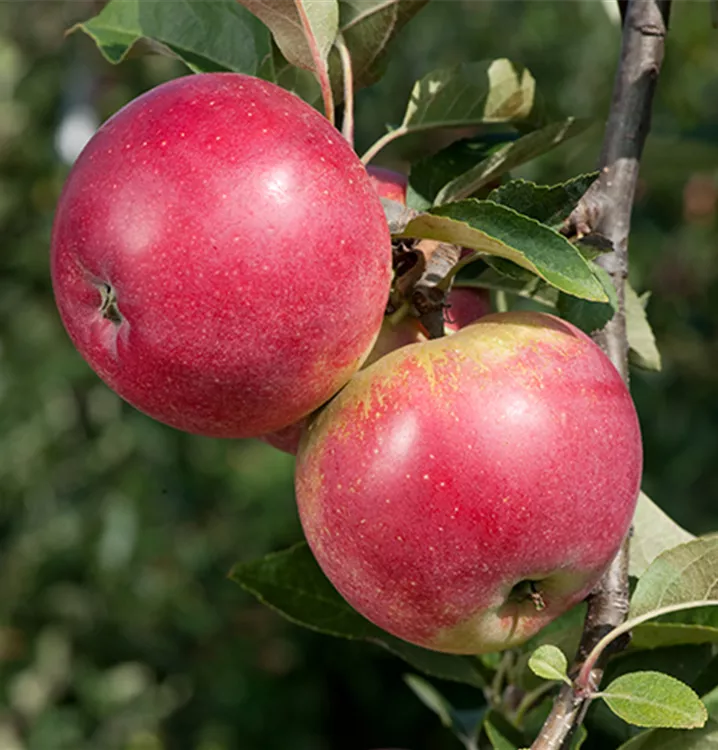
left=630, top=491, right=695, bottom=579
left=626, top=284, right=662, bottom=371
left=237, top=0, right=338, bottom=75
left=363, top=59, right=534, bottom=162
left=601, top=672, right=708, bottom=729
left=404, top=59, right=534, bottom=130
left=398, top=201, right=608, bottom=301
left=528, top=645, right=570, bottom=683
left=72, top=0, right=265, bottom=73
left=630, top=537, right=718, bottom=619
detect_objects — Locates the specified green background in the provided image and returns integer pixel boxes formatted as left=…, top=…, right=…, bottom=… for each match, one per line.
left=1, top=2, right=717, bottom=748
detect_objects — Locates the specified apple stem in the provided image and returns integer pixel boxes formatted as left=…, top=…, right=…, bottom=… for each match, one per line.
left=530, top=2, right=672, bottom=748
left=335, top=34, right=354, bottom=148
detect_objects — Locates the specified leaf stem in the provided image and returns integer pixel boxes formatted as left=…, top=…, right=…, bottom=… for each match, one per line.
left=335, top=34, right=354, bottom=147
left=576, top=599, right=718, bottom=690
left=361, top=127, right=407, bottom=165
left=293, top=1, right=336, bottom=126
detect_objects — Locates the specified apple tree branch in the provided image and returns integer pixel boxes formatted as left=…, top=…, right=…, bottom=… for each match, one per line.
left=531, top=1, right=672, bottom=747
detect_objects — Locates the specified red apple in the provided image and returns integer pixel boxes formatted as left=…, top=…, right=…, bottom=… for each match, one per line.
left=51, top=73, right=392, bottom=438
left=260, top=316, right=425, bottom=454
left=295, top=312, right=642, bottom=654
left=367, top=165, right=408, bottom=204
left=443, top=286, right=492, bottom=332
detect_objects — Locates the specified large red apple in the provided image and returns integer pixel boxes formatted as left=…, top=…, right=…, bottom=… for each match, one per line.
left=295, top=312, right=642, bottom=654
left=51, top=73, right=392, bottom=438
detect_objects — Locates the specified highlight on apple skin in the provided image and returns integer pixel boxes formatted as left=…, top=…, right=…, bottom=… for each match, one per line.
left=51, top=73, right=392, bottom=439
left=259, top=287, right=492, bottom=455
left=295, top=312, right=642, bottom=654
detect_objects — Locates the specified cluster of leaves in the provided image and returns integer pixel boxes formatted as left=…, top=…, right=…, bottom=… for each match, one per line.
left=67, top=1, right=716, bottom=748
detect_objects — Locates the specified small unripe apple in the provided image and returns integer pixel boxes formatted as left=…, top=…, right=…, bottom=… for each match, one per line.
left=367, top=165, right=408, bottom=204
left=51, top=73, right=392, bottom=438
left=444, top=287, right=491, bottom=331
left=296, top=312, right=642, bottom=654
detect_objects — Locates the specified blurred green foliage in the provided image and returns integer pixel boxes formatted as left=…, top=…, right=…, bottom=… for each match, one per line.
left=0, top=2, right=716, bottom=749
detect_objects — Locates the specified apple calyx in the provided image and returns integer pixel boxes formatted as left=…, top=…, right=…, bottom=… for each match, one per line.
left=98, top=282, right=122, bottom=325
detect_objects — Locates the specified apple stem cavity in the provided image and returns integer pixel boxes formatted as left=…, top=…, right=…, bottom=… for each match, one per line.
left=98, top=282, right=122, bottom=325
left=510, top=580, right=546, bottom=612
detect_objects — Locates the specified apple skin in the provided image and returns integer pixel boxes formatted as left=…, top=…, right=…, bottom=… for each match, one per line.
left=444, top=287, right=491, bottom=332
left=260, top=288, right=492, bottom=454
left=51, top=73, right=392, bottom=438
left=259, top=316, right=424, bottom=454
left=295, top=311, right=642, bottom=654
left=367, top=166, right=408, bottom=204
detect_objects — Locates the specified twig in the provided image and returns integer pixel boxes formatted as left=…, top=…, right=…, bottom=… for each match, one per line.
left=532, top=1, right=671, bottom=747
left=335, top=34, right=354, bottom=147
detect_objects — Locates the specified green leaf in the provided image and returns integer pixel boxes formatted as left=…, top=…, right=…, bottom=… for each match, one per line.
left=398, top=200, right=608, bottom=301
left=237, top=0, right=339, bottom=76
left=593, top=645, right=714, bottom=743
left=380, top=638, right=488, bottom=688
left=404, top=59, right=534, bottom=131
left=482, top=710, right=528, bottom=750
left=488, top=173, right=599, bottom=228
left=633, top=620, right=718, bottom=650
left=230, top=542, right=377, bottom=639
left=258, top=40, right=322, bottom=106
left=600, top=671, right=708, bottom=729
left=484, top=714, right=519, bottom=750
left=363, top=59, right=534, bottom=162
left=556, top=263, right=617, bottom=333
left=230, top=543, right=488, bottom=687
left=630, top=491, right=695, bottom=579
left=404, top=674, right=486, bottom=746
left=528, top=645, right=570, bottom=684
left=510, top=605, right=585, bottom=691
left=436, top=118, right=591, bottom=205
left=616, top=720, right=718, bottom=750
left=629, top=536, right=718, bottom=619
left=404, top=674, right=454, bottom=728
left=626, top=284, right=662, bottom=371
left=407, top=133, right=519, bottom=211
left=338, top=0, right=430, bottom=91
left=72, top=0, right=265, bottom=73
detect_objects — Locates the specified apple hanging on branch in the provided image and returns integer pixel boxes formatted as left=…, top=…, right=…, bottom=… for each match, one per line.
left=50, top=73, right=392, bottom=439
left=295, top=311, right=642, bottom=654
